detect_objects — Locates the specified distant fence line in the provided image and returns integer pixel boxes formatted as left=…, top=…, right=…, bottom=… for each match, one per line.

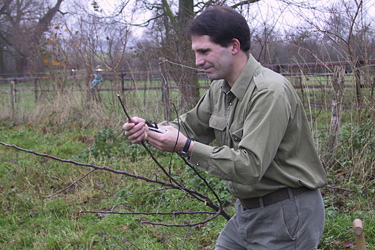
left=1, top=70, right=373, bottom=116
left=1, top=59, right=374, bottom=82
left=0, top=82, right=373, bottom=95
left=2, top=61, right=374, bottom=120
left=0, top=60, right=374, bottom=95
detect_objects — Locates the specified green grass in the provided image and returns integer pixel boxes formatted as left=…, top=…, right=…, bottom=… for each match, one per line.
left=1, top=73, right=375, bottom=249
left=1, top=122, right=374, bottom=249
left=0, top=124, right=233, bottom=249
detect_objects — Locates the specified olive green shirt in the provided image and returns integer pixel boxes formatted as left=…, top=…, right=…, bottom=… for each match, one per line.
left=165, top=54, right=327, bottom=199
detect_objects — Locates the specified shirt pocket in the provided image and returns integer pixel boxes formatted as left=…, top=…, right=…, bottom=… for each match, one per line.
left=209, top=114, right=227, bottom=146
left=229, top=122, right=243, bottom=149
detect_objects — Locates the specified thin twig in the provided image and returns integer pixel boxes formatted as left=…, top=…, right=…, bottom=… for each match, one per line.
left=0, top=96, right=231, bottom=227
left=176, top=193, right=188, bottom=211
left=0, top=141, right=206, bottom=199
left=0, top=141, right=228, bottom=226
left=117, top=95, right=218, bottom=207
left=159, top=58, right=204, bottom=71
left=45, top=169, right=96, bottom=198
left=182, top=227, right=191, bottom=250
left=140, top=212, right=221, bottom=228
left=80, top=210, right=216, bottom=216
left=156, top=186, right=166, bottom=214
left=171, top=104, right=229, bottom=220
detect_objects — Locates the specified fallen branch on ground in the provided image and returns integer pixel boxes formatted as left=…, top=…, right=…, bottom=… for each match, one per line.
left=0, top=140, right=231, bottom=227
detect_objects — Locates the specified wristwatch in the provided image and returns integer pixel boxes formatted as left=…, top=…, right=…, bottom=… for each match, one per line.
left=178, top=138, right=191, bottom=157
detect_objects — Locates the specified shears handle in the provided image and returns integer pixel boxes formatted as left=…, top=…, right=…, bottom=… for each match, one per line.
left=148, top=127, right=167, bottom=134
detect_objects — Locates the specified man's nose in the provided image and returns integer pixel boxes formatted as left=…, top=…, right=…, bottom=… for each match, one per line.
left=195, top=55, right=204, bottom=67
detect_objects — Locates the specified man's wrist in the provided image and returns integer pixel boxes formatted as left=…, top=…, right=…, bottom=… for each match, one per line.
left=178, top=138, right=191, bottom=157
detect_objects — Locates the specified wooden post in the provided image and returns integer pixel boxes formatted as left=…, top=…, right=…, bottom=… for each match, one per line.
left=10, top=80, right=16, bottom=118
left=298, top=70, right=306, bottom=107
left=353, top=219, right=366, bottom=250
left=34, top=78, right=38, bottom=104
left=354, top=60, right=362, bottom=107
left=121, top=72, right=126, bottom=94
left=159, top=60, right=171, bottom=121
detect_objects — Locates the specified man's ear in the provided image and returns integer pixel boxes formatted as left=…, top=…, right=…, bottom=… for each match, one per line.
left=231, top=38, right=241, bottom=55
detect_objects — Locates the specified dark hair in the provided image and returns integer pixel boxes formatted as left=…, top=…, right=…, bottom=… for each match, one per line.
left=187, top=6, right=250, bottom=52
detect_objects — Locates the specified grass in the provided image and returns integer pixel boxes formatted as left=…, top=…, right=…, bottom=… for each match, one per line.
left=0, top=124, right=231, bottom=249
left=0, top=75, right=375, bottom=249
left=1, top=121, right=374, bottom=249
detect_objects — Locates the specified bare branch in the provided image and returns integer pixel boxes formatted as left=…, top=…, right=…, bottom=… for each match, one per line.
left=230, top=0, right=260, bottom=9
left=0, top=140, right=231, bottom=225
left=45, top=169, right=97, bottom=198
left=80, top=210, right=220, bottom=228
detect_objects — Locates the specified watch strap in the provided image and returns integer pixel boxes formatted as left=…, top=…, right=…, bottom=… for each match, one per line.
left=179, top=138, right=191, bottom=156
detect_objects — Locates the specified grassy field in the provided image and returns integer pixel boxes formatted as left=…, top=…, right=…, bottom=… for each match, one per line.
left=0, top=123, right=231, bottom=249
left=1, top=75, right=375, bottom=249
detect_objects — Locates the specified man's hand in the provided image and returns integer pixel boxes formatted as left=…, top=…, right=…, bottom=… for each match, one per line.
left=123, top=117, right=147, bottom=143
left=147, top=126, right=192, bottom=155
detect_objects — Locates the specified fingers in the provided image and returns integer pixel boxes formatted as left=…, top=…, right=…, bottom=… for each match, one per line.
left=123, top=117, right=146, bottom=143
left=147, top=126, right=186, bottom=152
left=126, top=116, right=145, bottom=124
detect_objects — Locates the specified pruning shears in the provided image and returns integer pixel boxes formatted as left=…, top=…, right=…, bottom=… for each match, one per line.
left=117, top=94, right=166, bottom=134
left=145, top=119, right=167, bottom=134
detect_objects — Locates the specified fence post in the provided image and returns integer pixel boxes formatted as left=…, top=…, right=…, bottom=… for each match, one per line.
left=159, top=60, right=171, bottom=121
left=10, top=80, right=16, bottom=118
left=34, top=78, right=38, bottom=104
left=298, top=70, right=306, bottom=107
left=121, top=72, right=126, bottom=94
left=354, top=60, right=362, bottom=108
left=353, top=219, right=367, bottom=250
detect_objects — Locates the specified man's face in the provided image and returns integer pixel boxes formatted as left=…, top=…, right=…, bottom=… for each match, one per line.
left=192, top=35, right=234, bottom=82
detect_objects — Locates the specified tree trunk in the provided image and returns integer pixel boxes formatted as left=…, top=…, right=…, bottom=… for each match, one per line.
left=325, top=66, right=345, bottom=164
left=15, top=51, right=28, bottom=73
left=13, top=0, right=64, bottom=73
left=0, top=45, right=5, bottom=74
left=161, top=0, right=199, bottom=111
left=31, top=0, right=64, bottom=45
left=177, top=0, right=199, bottom=110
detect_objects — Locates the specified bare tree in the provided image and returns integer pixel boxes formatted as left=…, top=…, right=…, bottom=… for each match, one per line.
left=291, top=0, right=374, bottom=122
left=0, top=0, right=12, bottom=73
left=98, top=0, right=261, bottom=114
left=0, top=0, right=64, bottom=73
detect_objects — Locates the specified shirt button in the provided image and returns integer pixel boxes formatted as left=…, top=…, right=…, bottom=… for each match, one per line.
left=229, top=102, right=232, bottom=106
left=234, top=137, right=238, bottom=141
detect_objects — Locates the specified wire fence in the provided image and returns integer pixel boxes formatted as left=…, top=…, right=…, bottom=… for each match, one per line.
left=1, top=60, right=374, bottom=123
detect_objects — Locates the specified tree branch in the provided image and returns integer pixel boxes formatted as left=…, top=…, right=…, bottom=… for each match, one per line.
left=0, top=140, right=231, bottom=225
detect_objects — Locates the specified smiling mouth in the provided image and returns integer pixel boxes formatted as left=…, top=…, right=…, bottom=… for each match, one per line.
left=203, top=66, right=213, bottom=72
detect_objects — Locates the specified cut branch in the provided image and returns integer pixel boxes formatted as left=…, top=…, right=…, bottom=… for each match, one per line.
left=0, top=140, right=231, bottom=225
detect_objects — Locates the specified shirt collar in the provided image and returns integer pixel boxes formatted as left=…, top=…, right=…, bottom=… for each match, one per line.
left=221, top=54, right=260, bottom=100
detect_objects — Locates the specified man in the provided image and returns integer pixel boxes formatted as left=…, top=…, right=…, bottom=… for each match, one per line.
left=123, top=6, right=327, bottom=249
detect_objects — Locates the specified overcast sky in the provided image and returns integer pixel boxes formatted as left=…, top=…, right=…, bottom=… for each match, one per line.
left=88, top=0, right=375, bottom=37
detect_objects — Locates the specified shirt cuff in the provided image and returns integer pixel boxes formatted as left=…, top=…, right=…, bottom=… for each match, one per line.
left=190, top=141, right=212, bottom=171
